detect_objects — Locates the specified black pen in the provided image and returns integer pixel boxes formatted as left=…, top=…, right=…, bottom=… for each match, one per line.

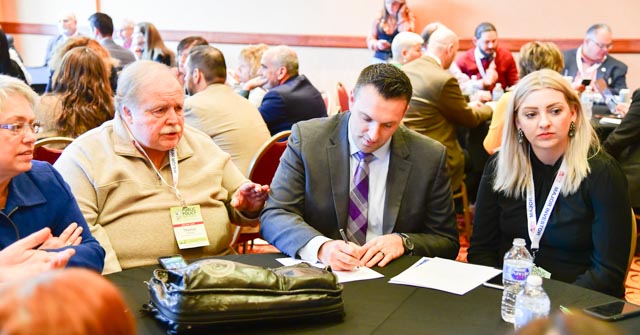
left=339, top=228, right=349, bottom=244
left=338, top=228, right=359, bottom=270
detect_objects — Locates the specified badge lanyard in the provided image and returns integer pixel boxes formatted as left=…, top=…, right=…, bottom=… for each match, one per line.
left=121, top=118, right=186, bottom=207
left=525, top=158, right=567, bottom=258
left=575, top=46, right=603, bottom=81
left=474, top=48, right=495, bottom=79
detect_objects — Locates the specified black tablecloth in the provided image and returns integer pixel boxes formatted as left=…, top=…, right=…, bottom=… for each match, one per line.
left=107, top=253, right=640, bottom=335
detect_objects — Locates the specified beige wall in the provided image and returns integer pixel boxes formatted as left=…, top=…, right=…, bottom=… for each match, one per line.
left=2, top=0, right=639, bottom=93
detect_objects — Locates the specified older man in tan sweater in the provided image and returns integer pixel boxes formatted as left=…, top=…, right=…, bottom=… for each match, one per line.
left=54, top=61, right=269, bottom=274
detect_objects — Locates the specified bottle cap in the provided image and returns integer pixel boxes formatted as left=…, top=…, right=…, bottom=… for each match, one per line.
left=513, top=238, right=526, bottom=247
left=527, top=275, right=542, bottom=286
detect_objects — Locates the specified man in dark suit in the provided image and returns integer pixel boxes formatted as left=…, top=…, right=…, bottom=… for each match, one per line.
left=261, top=64, right=459, bottom=271
left=252, top=45, right=326, bottom=135
left=562, top=23, right=627, bottom=95
left=603, top=88, right=640, bottom=218
left=88, top=12, right=136, bottom=71
left=44, top=13, right=80, bottom=67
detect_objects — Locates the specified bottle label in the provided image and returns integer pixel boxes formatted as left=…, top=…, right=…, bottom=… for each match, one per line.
left=504, top=265, right=530, bottom=281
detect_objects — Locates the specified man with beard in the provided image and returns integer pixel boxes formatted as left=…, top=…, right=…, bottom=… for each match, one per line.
left=183, top=45, right=270, bottom=175
left=455, top=22, right=519, bottom=92
left=54, top=61, right=270, bottom=274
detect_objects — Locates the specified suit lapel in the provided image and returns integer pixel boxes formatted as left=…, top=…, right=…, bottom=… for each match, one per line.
left=383, top=127, right=412, bottom=233
left=327, top=114, right=351, bottom=229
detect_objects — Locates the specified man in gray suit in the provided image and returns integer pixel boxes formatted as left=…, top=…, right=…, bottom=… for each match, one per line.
left=562, top=23, right=627, bottom=95
left=261, top=64, right=459, bottom=271
left=88, top=12, right=136, bottom=71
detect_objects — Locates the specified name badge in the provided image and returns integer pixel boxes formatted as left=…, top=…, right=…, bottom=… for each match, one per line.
left=532, top=265, right=551, bottom=279
left=170, top=205, right=210, bottom=249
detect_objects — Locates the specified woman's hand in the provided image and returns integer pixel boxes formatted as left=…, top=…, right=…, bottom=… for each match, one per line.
left=38, top=222, right=83, bottom=250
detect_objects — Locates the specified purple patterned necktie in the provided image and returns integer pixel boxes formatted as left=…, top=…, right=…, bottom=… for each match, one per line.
left=347, top=151, right=375, bottom=245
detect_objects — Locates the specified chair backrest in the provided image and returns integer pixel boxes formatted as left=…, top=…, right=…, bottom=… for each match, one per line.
left=628, top=210, right=638, bottom=277
left=33, top=137, right=74, bottom=164
left=230, top=130, right=291, bottom=248
left=336, top=82, right=350, bottom=113
left=246, top=130, right=291, bottom=185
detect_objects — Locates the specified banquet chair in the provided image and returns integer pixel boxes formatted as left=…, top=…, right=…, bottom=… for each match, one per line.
left=33, top=137, right=74, bottom=164
left=453, top=181, right=472, bottom=239
left=230, top=130, right=291, bottom=253
left=627, top=210, right=638, bottom=280
left=336, top=82, right=350, bottom=113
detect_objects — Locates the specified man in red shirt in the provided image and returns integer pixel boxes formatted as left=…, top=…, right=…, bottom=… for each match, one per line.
left=455, top=22, right=519, bottom=92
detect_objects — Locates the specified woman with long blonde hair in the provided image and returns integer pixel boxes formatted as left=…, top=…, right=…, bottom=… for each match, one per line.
left=468, top=69, right=631, bottom=298
left=36, top=47, right=114, bottom=139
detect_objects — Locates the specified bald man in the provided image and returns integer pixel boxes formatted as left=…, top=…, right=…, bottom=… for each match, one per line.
left=44, top=12, right=80, bottom=66
left=401, top=25, right=492, bottom=192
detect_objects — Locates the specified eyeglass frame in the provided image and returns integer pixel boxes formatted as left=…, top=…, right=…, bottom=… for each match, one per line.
left=0, top=121, right=42, bottom=136
left=589, top=38, right=613, bottom=51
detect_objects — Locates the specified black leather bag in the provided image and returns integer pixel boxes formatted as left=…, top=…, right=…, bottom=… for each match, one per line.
left=143, top=259, right=345, bottom=334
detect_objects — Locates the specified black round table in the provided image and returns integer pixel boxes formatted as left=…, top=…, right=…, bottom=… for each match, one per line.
left=107, top=253, right=640, bottom=335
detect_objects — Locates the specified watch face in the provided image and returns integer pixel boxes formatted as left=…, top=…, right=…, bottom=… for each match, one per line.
left=400, top=233, right=414, bottom=252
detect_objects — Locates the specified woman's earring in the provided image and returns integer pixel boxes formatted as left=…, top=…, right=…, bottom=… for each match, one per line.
left=568, top=121, right=575, bottom=138
left=518, top=128, right=524, bottom=143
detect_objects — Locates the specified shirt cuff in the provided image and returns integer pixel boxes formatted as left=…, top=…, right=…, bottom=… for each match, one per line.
left=297, top=236, right=332, bottom=262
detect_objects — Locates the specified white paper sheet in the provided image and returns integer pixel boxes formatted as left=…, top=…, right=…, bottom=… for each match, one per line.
left=389, top=257, right=502, bottom=295
left=276, top=257, right=384, bottom=283
left=600, top=117, right=622, bottom=125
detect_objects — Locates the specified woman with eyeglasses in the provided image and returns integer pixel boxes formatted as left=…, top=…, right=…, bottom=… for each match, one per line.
left=0, top=75, right=104, bottom=277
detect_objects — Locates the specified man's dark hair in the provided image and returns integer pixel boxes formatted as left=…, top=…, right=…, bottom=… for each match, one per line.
left=88, top=13, right=114, bottom=37
left=177, top=36, right=209, bottom=56
left=474, top=22, right=497, bottom=39
left=186, top=45, right=226, bottom=84
left=353, top=64, right=412, bottom=103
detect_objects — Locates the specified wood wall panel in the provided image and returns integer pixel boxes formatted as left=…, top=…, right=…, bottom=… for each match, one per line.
left=3, top=21, right=640, bottom=53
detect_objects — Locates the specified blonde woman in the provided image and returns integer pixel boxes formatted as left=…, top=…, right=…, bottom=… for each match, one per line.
left=468, top=69, right=631, bottom=298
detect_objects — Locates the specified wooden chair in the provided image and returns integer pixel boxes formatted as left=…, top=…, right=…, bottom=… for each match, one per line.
left=33, top=137, right=74, bottom=164
left=336, top=82, right=350, bottom=113
left=627, top=210, right=638, bottom=281
left=453, top=182, right=472, bottom=240
left=230, top=130, right=292, bottom=253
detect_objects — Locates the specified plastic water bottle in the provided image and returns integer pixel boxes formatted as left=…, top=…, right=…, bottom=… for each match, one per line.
left=581, top=88, right=594, bottom=119
left=492, top=83, right=504, bottom=101
left=501, top=238, right=533, bottom=323
left=514, top=275, right=550, bottom=329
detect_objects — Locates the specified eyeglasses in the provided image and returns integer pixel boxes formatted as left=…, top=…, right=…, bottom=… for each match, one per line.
left=589, top=39, right=613, bottom=51
left=0, top=121, right=42, bottom=136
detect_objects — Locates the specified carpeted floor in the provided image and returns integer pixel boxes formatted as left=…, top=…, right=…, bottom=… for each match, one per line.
left=239, top=216, right=640, bottom=305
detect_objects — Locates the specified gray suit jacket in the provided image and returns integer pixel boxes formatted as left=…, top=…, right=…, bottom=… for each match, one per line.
left=100, top=38, right=136, bottom=70
left=260, top=112, right=459, bottom=259
left=562, top=48, right=628, bottom=95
